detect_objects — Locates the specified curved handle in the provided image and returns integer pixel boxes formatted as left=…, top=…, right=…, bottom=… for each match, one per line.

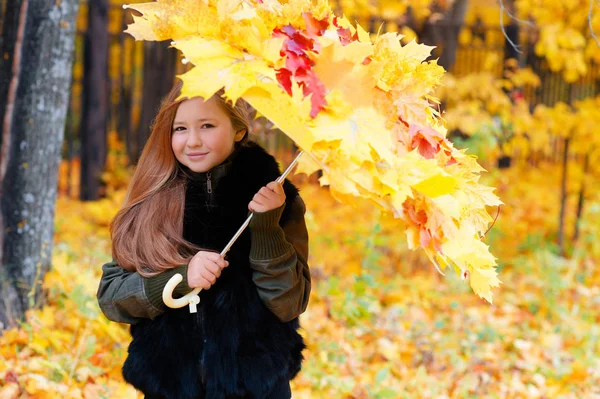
left=163, top=273, right=201, bottom=311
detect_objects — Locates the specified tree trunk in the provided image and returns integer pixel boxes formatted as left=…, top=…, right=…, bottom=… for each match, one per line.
left=80, top=0, right=109, bottom=201
left=0, top=0, right=79, bottom=330
left=0, top=0, right=24, bottom=158
left=557, top=137, right=569, bottom=257
left=134, top=41, right=177, bottom=162
left=118, top=12, right=134, bottom=163
left=414, top=0, right=469, bottom=71
left=573, top=152, right=590, bottom=243
left=437, top=0, right=469, bottom=71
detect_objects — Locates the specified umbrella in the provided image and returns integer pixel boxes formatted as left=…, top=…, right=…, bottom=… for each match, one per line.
left=122, top=0, right=503, bottom=311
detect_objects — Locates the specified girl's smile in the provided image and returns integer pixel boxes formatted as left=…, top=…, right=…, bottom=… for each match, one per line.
left=186, top=152, right=209, bottom=159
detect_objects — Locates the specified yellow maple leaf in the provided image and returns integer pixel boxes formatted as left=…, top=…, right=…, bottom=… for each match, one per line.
left=243, top=86, right=316, bottom=150
left=412, top=174, right=458, bottom=198
left=469, top=266, right=502, bottom=303
left=295, top=153, right=322, bottom=176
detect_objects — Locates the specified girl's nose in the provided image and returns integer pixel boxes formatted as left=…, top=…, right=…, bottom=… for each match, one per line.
left=187, top=129, right=202, bottom=147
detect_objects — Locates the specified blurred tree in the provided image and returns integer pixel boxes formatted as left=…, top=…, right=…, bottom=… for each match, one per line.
left=411, top=0, right=469, bottom=71
left=501, top=0, right=521, bottom=64
left=0, top=0, right=79, bottom=329
left=80, top=0, right=109, bottom=201
left=133, top=41, right=177, bottom=161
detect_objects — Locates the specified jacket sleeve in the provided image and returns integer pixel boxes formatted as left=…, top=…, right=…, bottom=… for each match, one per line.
left=249, top=195, right=311, bottom=322
left=96, top=261, right=192, bottom=324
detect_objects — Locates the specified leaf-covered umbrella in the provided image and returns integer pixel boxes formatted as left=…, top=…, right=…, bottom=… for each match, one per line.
left=123, top=0, right=503, bottom=308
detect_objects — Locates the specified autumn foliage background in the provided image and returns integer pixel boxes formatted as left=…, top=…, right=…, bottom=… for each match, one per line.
left=2, top=0, right=600, bottom=398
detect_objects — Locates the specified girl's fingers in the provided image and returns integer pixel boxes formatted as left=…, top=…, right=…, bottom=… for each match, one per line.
left=198, top=276, right=213, bottom=289
left=249, top=195, right=269, bottom=210
left=248, top=200, right=262, bottom=212
left=249, top=181, right=285, bottom=212
left=249, top=200, right=268, bottom=213
left=204, top=251, right=224, bottom=264
left=215, top=258, right=228, bottom=269
left=255, top=191, right=272, bottom=202
left=266, top=181, right=284, bottom=196
left=204, top=254, right=228, bottom=270
left=259, top=186, right=275, bottom=196
left=259, top=186, right=284, bottom=201
left=203, top=252, right=227, bottom=267
left=204, top=260, right=221, bottom=276
left=200, top=267, right=216, bottom=282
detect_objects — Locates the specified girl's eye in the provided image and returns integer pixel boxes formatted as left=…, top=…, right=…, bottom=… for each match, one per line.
left=173, top=126, right=186, bottom=132
left=201, top=124, right=215, bottom=129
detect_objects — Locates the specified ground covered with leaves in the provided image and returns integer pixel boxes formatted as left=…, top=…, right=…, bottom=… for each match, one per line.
left=1, top=163, right=599, bottom=398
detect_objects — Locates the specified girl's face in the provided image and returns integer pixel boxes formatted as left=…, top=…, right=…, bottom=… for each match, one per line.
left=171, top=96, right=246, bottom=173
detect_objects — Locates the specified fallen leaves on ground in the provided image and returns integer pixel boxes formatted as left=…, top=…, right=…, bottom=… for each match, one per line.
left=1, top=163, right=599, bottom=398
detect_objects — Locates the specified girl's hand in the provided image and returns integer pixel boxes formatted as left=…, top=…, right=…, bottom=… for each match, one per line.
left=187, top=251, right=229, bottom=290
left=248, top=181, right=286, bottom=213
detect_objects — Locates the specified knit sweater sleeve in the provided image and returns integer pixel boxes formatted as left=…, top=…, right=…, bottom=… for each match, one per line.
left=249, top=195, right=311, bottom=322
left=97, top=261, right=194, bottom=324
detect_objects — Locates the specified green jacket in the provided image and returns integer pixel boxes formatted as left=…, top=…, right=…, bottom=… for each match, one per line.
left=96, top=196, right=311, bottom=324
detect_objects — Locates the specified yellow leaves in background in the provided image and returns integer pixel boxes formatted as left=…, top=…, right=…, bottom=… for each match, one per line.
left=438, top=64, right=600, bottom=171
left=535, top=25, right=588, bottom=82
left=514, top=0, right=600, bottom=82
left=331, top=0, right=442, bottom=27
left=440, top=72, right=513, bottom=122
left=331, top=0, right=600, bottom=82
left=294, top=169, right=600, bottom=397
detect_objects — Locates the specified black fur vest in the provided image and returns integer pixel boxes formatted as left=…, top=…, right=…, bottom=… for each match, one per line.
left=122, top=143, right=305, bottom=399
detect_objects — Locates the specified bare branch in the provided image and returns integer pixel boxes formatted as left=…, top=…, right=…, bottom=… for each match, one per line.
left=499, top=0, right=522, bottom=54
left=589, top=0, right=600, bottom=48
left=500, top=0, right=535, bottom=27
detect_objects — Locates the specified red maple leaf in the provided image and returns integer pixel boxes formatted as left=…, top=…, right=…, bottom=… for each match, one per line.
left=337, top=27, right=354, bottom=45
left=281, top=25, right=297, bottom=37
left=303, top=12, right=328, bottom=37
left=304, top=70, right=328, bottom=118
left=272, top=23, right=329, bottom=118
left=285, top=53, right=312, bottom=74
left=276, top=68, right=293, bottom=95
left=404, top=202, right=428, bottom=226
left=444, top=149, right=458, bottom=166
left=289, top=37, right=311, bottom=54
left=332, top=16, right=359, bottom=46
left=408, top=124, right=443, bottom=159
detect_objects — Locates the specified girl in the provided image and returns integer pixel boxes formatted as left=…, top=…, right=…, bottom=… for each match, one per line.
left=96, top=80, right=311, bottom=399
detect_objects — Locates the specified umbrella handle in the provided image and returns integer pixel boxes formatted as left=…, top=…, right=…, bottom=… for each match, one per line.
left=162, top=151, right=304, bottom=312
left=163, top=273, right=201, bottom=312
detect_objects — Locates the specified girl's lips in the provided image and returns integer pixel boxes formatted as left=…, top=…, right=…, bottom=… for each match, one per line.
left=187, top=152, right=208, bottom=159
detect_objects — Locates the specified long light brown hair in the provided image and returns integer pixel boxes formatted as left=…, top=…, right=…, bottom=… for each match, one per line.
left=110, top=80, right=252, bottom=276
